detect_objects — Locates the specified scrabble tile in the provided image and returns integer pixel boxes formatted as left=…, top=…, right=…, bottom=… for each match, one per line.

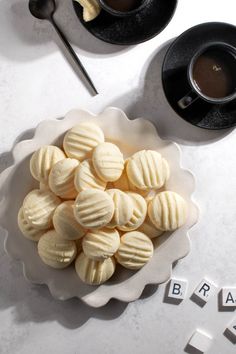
left=221, top=288, right=236, bottom=308
left=188, top=329, right=212, bottom=353
left=167, top=278, right=188, bottom=302
left=226, top=319, right=236, bottom=338
left=224, top=318, right=236, bottom=344
left=192, top=278, right=217, bottom=306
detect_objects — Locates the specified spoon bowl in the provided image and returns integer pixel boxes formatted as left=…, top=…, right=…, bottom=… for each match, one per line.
left=29, top=0, right=55, bottom=20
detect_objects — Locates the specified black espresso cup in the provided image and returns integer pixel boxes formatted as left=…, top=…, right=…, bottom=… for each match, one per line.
left=99, top=0, right=149, bottom=17
left=178, top=42, right=236, bottom=109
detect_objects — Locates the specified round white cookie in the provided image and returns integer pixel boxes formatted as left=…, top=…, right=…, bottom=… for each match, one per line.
left=75, top=252, right=116, bottom=285
left=53, top=201, right=86, bottom=240
left=126, top=150, right=167, bottom=190
left=30, top=145, right=65, bottom=184
left=137, top=193, right=163, bottom=238
left=38, top=230, right=77, bottom=269
left=74, top=159, right=106, bottom=192
left=92, top=142, right=124, bottom=182
left=162, top=158, right=170, bottom=182
left=74, top=189, right=114, bottom=229
left=115, top=231, right=154, bottom=270
left=63, top=121, right=104, bottom=161
left=113, top=160, right=149, bottom=197
left=118, top=192, right=147, bottom=232
left=18, top=207, right=45, bottom=241
left=106, top=189, right=133, bottom=228
left=23, top=189, right=61, bottom=230
left=49, top=158, right=79, bottom=199
left=148, top=191, right=187, bottom=231
left=137, top=214, right=163, bottom=239
left=82, top=228, right=120, bottom=261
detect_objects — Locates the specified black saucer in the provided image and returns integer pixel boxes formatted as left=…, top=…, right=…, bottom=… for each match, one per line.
left=162, top=22, right=236, bottom=130
left=73, top=0, right=177, bottom=45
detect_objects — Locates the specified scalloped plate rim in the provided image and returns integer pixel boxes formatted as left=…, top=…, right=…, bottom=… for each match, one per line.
left=0, top=107, right=199, bottom=307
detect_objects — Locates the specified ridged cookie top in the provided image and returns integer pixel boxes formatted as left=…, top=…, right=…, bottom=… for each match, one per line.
left=49, top=158, right=79, bottom=199
left=63, top=122, right=104, bottom=161
left=30, top=145, right=65, bottom=184
left=118, top=192, right=147, bottom=232
left=38, top=230, right=77, bottom=269
left=106, top=189, right=133, bottom=228
left=137, top=194, right=163, bottom=238
left=74, top=189, right=114, bottom=229
left=18, top=207, right=46, bottom=242
left=113, top=160, right=149, bottom=197
left=74, top=159, right=106, bottom=192
left=126, top=150, right=166, bottom=190
left=115, top=231, right=154, bottom=270
left=162, top=158, right=170, bottom=182
left=53, top=201, right=86, bottom=240
left=75, top=252, right=116, bottom=285
left=82, top=228, right=120, bottom=261
left=148, top=191, right=187, bottom=231
left=92, top=142, right=124, bottom=182
left=23, top=189, right=61, bottom=230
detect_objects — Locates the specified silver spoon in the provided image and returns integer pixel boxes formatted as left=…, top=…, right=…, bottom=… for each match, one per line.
left=29, top=0, right=98, bottom=95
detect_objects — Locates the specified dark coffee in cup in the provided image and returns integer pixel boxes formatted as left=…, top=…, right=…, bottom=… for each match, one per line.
left=192, top=47, right=236, bottom=99
left=178, top=42, right=236, bottom=109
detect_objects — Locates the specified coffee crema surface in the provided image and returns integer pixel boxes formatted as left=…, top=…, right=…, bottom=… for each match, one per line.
left=192, top=47, right=236, bottom=99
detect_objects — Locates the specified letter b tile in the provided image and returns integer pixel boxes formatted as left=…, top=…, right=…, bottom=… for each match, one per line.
left=167, top=278, right=188, bottom=303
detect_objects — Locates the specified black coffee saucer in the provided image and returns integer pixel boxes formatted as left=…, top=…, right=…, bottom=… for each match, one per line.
left=73, top=0, right=177, bottom=45
left=162, top=22, right=236, bottom=130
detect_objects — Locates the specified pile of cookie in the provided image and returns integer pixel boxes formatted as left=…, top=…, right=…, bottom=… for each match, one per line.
left=18, top=121, right=187, bottom=285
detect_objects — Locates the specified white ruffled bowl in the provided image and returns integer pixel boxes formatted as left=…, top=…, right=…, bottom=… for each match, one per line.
left=0, top=107, right=198, bottom=307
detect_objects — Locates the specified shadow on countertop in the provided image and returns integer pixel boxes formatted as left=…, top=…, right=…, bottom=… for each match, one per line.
left=109, top=41, right=234, bottom=145
left=0, top=0, right=130, bottom=62
left=0, top=234, right=159, bottom=329
left=0, top=129, right=35, bottom=175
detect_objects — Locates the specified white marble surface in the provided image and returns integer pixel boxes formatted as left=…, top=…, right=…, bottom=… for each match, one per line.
left=0, top=0, right=236, bottom=353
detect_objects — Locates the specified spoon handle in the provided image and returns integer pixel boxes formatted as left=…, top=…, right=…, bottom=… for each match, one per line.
left=50, top=16, right=98, bottom=95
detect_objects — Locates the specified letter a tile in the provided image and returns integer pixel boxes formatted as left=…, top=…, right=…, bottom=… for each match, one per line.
left=221, top=288, right=236, bottom=308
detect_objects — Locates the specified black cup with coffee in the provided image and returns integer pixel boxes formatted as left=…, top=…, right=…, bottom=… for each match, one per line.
left=178, top=42, right=236, bottom=109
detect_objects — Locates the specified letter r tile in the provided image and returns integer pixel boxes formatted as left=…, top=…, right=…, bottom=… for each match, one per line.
left=192, top=278, right=218, bottom=306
